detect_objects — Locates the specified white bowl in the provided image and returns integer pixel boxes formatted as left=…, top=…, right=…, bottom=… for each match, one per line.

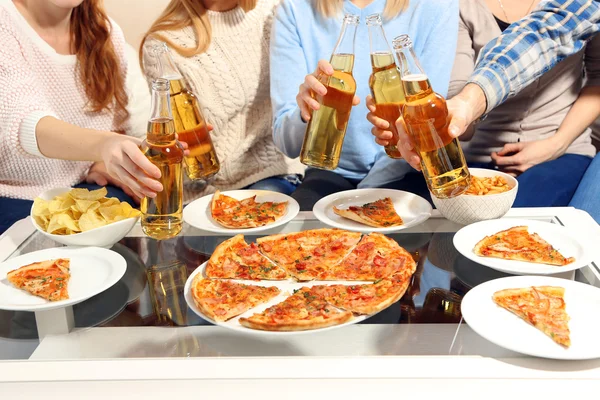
left=431, top=168, right=518, bottom=225
left=30, top=187, right=139, bottom=248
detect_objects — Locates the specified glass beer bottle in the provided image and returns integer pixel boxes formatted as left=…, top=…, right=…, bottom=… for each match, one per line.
left=141, top=78, right=184, bottom=240
left=367, top=13, right=404, bottom=159
left=300, top=14, right=359, bottom=170
left=152, top=43, right=220, bottom=181
left=393, top=35, right=470, bottom=198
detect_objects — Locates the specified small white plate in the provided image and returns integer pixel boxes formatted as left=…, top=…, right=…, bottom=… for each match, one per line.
left=183, top=190, right=300, bottom=235
left=313, top=189, right=432, bottom=233
left=453, top=219, right=592, bottom=275
left=461, top=275, right=600, bottom=360
left=184, top=262, right=372, bottom=336
left=0, top=247, right=127, bottom=311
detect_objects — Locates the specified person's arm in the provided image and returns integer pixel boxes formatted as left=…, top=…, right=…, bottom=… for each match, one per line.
left=469, top=0, right=600, bottom=115
left=270, top=0, right=309, bottom=158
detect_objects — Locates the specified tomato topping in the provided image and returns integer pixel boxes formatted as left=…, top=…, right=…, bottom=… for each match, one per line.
left=313, top=246, right=325, bottom=256
left=330, top=241, right=343, bottom=250
left=373, top=255, right=386, bottom=267
left=347, top=286, right=360, bottom=294
left=261, top=243, right=273, bottom=252
left=296, top=262, right=307, bottom=271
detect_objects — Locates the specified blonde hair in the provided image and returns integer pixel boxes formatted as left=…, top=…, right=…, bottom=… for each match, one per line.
left=315, top=0, right=409, bottom=19
left=141, top=0, right=257, bottom=60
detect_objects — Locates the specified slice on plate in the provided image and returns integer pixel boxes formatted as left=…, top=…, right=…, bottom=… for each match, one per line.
left=474, top=226, right=575, bottom=266
left=6, top=258, right=70, bottom=301
left=210, top=190, right=288, bottom=229
left=492, top=286, right=570, bottom=347
left=256, top=228, right=362, bottom=281
left=309, top=272, right=412, bottom=315
left=191, top=276, right=280, bottom=322
left=206, top=234, right=288, bottom=280
left=320, top=233, right=416, bottom=281
left=333, top=197, right=403, bottom=228
left=239, top=287, right=352, bottom=331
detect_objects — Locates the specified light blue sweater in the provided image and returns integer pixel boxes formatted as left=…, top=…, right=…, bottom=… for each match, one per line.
left=270, top=0, right=459, bottom=188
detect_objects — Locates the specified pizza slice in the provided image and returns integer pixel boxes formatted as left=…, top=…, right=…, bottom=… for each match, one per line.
left=210, top=190, right=288, bottom=229
left=309, top=271, right=411, bottom=315
left=206, top=235, right=288, bottom=280
left=333, top=197, right=403, bottom=228
left=191, top=277, right=281, bottom=322
left=239, top=287, right=352, bottom=331
left=493, top=286, right=570, bottom=347
left=320, top=233, right=416, bottom=281
left=257, top=229, right=362, bottom=281
left=474, top=226, right=575, bottom=266
left=6, top=258, right=70, bottom=301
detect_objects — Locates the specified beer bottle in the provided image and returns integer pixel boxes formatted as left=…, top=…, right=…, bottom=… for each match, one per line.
left=300, top=14, right=359, bottom=170
left=367, top=13, right=404, bottom=159
left=393, top=35, right=470, bottom=199
left=151, top=42, right=220, bottom=182
left=141, top=78, right=184, bottom=240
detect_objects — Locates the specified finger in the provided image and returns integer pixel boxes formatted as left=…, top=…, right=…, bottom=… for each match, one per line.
left=124, top=144, right=161, bottom=179
left=448, top=115, right=468, bottom=138
left=352, top=95, right=360, bottom=106
left=491, top=152, right=521, bottom=166
left=366, top=95, right=375, bottom=112
left=300, top=90, right=321, bottom=111
left=371, top=126, right=393, bottom=141
left=367, top=112, right=390, bottom=130
left=496, top=142, right=523, bottom=156
left=316, top=59, right=334, bottom=76
left=297, top=93, right=312, bottom=122
left=206, top=123, right=214, bottom=132
left=120, top=155, right=163, bottom=193
left=115, top=167, right=158, bottom=198
left=305, top=74, right=327, bottom=96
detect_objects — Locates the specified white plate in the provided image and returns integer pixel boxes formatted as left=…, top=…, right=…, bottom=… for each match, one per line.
left=183, top=190, right=300, bottom=235
left=461, top=275, right=600, bottom=360
left=0, top=247, right=127, bottom=311
left=312, top=189, right=432, bottom=233
left=184, top=262, right=374, bottom=336
left=453, top=219, right=592, bottom=275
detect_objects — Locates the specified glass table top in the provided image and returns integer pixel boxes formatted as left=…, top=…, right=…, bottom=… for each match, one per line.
left=1, top=211, right=599, bottom=361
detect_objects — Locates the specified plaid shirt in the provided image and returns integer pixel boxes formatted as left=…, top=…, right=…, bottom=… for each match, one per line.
left=469, top=0, right=600, bottom=113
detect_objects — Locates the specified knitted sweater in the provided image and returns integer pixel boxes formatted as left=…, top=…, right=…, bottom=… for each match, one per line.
left=143, top=0, right=305, bottom=203
left=0, top=0, right=150, bottom=200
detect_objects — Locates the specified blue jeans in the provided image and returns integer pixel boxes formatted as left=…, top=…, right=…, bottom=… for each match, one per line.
left=470, top=154, right=592, bottom=208
left=0, top=183, right=136, bottom=235
left=569, top=153, right=600, bottom=223
left=244, top=175, right=301, bottom=196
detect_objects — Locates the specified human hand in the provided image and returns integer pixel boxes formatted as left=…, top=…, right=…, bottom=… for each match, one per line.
left=491, top=137, right=566, bottom=176
left=297, top=60, right=360, bottom=122
left=99, top=135, right=163, bottom=199
left=86, top=162, right=141, bottom=204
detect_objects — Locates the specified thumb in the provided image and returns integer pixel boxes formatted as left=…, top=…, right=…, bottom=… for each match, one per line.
left=352, top=95, right=360, bottom=106
left=497, top=142, right=524, bottom=156
left=448, top=115, right=467, bottom=138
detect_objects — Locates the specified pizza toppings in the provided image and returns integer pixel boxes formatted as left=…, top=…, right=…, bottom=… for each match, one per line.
left=474, top=226, right=575, bottom=266
left=333, top=197, right=404, bottom=228
left=6, top=258, right=71, bottom=301
left=493, top=286, right=571, bottom=348
left=210, top=190, right=288, bottom=229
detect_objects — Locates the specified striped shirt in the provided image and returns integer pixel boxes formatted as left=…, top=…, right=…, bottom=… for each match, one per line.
left=468, top=0, right=600, bottom=113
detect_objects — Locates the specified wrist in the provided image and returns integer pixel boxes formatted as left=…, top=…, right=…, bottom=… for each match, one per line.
left=459, top=83, right=488, bottom=124
left=548, top=134, right=569, bottom=155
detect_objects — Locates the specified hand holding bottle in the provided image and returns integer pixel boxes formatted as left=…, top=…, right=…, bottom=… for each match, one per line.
left=297, top=60, right=360, bottom=122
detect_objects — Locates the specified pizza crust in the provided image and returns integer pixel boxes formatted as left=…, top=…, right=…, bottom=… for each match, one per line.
left=239, top=311, right=353, bottom=331
left=333, top=207, right=382, bottom=228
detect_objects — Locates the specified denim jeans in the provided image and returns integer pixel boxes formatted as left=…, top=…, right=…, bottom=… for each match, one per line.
left=569, top=153, right=600, bottom=223
left=244, top=174, right=301, bottom=196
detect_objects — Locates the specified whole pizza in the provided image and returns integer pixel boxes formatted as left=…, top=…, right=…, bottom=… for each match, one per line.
left=190, top=228, right=417, bottom=332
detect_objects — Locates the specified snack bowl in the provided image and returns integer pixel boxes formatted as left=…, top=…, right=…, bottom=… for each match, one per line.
left=431, top=168, right=518, bottom=225
left=30, top=187, right=139, bottom=248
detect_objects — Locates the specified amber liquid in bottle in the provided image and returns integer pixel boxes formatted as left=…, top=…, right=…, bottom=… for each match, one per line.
left=141, top=80, right=184, bottom=240
left=169, top=78, right=220, bottom=181
left=300, top=54, right=356, bottom=170
left=369, top=52, right=404, bottom=159
left=402, top=75, right=470, bottom=198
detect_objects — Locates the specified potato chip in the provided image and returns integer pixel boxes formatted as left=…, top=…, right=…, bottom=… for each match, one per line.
left=47, top=212, right=81, bottom=234
left=48, top=195, right=75, bottom=214
left=32, top=198, right=51, bottom=217
left=79, top=209, right=107, bottom=232
left=70, top=187, right=108, bottom=201
left=99, top=197, right=120, bottom=206
left=69, top=205, right=83, bottom=220
left=75, top=199, right=101, bottom=213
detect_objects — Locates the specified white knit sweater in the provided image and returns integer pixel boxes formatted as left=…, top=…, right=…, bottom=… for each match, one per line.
left=0, top=0, right=150, bottom=200
left=143, top=0, right=305, bottom=202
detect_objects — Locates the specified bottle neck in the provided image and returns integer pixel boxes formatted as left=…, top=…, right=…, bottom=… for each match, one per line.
left=368, top=24, right=392, bottom=59
left=394, top=46, right=432, bottom=98
left=148, top=88, right=177, bottom=142
left=331, top=20, right=358, bottom=71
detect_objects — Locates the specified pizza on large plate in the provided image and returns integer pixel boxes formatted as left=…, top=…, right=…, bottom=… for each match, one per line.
left=210, top=190, right=288, bottom=229
left=7, top=258, right=70, bottom=301
left=333, top=197, right=403, bottom=228
left=474, top=226, right=575, bottom=266
left=493, top=286, right=570, bottom=347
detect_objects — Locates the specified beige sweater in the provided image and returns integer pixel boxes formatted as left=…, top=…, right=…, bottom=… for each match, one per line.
left=450, top=0, right=599, bottom=163
left=143, top=0, right=304, bottom=202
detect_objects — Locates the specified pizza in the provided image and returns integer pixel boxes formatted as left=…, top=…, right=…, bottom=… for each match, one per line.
left=320, top=233, right=416, bottom=281
left=239, top=287, right=353, bottom=331
left=309, top=272, right=411, bottom=315
left=333, top=197, right=403, bottom=228
left=493, top=286, right=570, bottom=347
left=256, top=229, right=362, bottom=281
left=474, top=226, right=575, bottom=266
left=6, top=258, right=70, bottom=301
left=210, top=190, right=288, bottom=229
left=206, top=235, right=288, bottom=280
left=191, top=276, right=280, bottom=322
